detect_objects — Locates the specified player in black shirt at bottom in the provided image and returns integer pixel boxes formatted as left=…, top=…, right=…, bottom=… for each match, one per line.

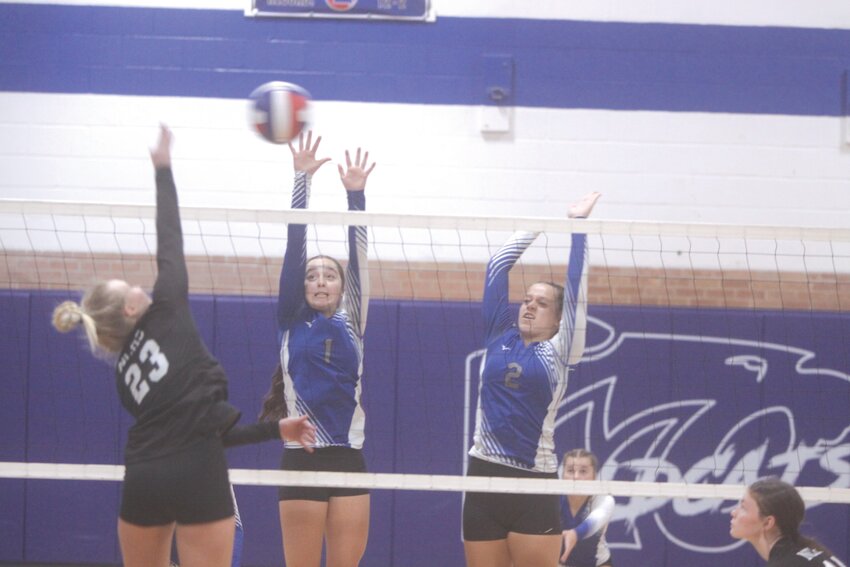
left=52, top=125, right=316, bottom=567
left=730, top=478, right=846, bottom=567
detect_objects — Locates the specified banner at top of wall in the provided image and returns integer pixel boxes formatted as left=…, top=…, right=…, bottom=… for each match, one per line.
left=246, top=0, right=434, bottom=21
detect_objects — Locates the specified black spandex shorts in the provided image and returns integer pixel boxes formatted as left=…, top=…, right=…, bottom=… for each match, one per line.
left=278, top=446, right=369, bottom=502
left=120, top=437, right=233, bottom=526
left=462, top=457, right=560, bottom=541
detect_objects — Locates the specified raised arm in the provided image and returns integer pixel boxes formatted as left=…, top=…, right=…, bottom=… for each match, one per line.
left=277, top=131, right=331, bottom=327
left=338, top=148, right=375, bottom=336
left=553, top=192, right=601, bottom=365
left=149, top=125, right=188, bottom=305
left=483, top=231, right=539, bottom=341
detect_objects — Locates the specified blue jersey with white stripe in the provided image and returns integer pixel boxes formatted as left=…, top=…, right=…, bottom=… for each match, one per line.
left=560, top=494, right=614, bottom=567
left=470, top=231, right=589, bottom=472
left=277, top=172, right=369, bottom=449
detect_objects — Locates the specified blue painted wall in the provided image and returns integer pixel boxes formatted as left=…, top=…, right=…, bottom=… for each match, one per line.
left=2, top=4, right=850, bottom=115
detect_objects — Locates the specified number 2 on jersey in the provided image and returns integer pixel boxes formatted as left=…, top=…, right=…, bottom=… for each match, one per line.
left=504, top=362, right=522, bottom=389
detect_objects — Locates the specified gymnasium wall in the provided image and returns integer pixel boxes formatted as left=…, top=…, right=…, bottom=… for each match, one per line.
left=1, top=290, right=849, bottom=566
left=2, top=1, right=850, bottom=565
left=0, top=0, right=850, bottom=228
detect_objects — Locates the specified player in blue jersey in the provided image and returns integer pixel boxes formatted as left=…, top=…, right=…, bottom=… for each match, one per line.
left=731, top=478, right=846, bottom=567
left=259, top=131, right=375, bottom=567
left=462, top=192, right=601, bottom=567
left=558, top=449, right=614, bottom=567
left=51, top=125, right=316, bottom=567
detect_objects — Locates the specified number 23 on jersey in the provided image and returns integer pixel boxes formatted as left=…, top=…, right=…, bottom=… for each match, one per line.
left=123, top=338, right=170, bottom=404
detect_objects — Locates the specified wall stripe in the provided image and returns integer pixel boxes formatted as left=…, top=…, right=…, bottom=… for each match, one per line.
left=2, top=4, right=850, bottom=116
left=2, top=0, right=850, bottom=30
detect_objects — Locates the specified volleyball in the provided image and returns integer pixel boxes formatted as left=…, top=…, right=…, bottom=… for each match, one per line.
left=249, top=81, right=312, bottom=144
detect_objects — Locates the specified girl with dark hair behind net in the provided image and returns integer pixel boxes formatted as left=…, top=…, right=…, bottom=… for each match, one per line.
left=730, top=478, right=846, bottom=566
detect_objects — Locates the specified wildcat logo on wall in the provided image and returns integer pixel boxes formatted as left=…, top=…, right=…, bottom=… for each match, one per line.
left=464, top=308, right=850, bottom=557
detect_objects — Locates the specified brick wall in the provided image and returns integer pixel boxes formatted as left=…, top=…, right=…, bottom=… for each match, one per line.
left=4, top=251, right=848, bottom=311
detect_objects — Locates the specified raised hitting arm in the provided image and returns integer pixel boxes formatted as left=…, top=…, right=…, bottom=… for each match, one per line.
left=149, top=125, right=189, bottom=306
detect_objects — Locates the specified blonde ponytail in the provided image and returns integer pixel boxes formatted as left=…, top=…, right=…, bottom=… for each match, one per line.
left=51, top=281, right=135, bottom=356
left=52, top=300, right=104, bottom=355
left=52, top=300, right=83, bottom=333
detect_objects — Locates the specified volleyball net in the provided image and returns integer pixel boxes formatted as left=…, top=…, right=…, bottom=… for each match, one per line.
left=2, top=199, right=849, bottom=560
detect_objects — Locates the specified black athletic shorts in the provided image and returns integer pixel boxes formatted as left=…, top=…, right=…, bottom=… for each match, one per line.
left=278, top=446, right=369, bottom=502
left=120, top=437, right=233, bottom=526
left=462, top=457, right=561, bottom=541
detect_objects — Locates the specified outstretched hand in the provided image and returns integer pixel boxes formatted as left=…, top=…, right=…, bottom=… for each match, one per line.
left=289, top=130, right=331, bottom=175
left=279, top=415, right=317, bottom=452
left=338, top=147, right=376, bottom=192
left=149, top=124, right=172, bottom=168
left=567, top=192, right=601, bottom=219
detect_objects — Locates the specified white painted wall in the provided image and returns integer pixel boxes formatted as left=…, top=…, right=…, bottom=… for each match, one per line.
left=2, top=92, right=849, bottom=227
left=1, top=0, right=849, bottom=265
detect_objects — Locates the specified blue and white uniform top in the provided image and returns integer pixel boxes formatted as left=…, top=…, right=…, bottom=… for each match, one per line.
left=470, top=231, right=589, bottom=473
left=277, top=171, right=369, bottom=449
left=559, top=494, right=615, bottom=567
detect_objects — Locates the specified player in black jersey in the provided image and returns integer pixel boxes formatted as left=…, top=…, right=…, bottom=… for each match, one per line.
left=730, top=478, right=846, bottom=567
left=52, top=125, right=316, bottom=567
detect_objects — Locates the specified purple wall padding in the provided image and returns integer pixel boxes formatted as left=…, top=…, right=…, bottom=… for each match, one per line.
left=1, top=292, right=848, bottom=566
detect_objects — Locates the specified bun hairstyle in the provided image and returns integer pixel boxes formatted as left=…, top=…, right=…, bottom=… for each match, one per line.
left=51, top=281, right=135, bottom=356
left=52, top=300, right=101, bottom=353
left=52, top=300, right=84, bottom=333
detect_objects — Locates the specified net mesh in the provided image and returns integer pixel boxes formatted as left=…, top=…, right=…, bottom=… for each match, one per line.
left=2, top=199, right=849, bottom=562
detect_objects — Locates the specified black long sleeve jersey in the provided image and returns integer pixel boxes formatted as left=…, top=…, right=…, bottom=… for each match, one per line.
left=115, top=168, right=275, bottom=463
left=767, top=539, right=846, bottom=567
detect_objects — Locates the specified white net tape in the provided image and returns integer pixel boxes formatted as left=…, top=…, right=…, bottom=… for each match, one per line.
left=1, top=462, right=850, bottom=504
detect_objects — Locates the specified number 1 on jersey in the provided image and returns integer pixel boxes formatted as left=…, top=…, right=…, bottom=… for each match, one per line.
left=324, top=338, right=333, bottom=363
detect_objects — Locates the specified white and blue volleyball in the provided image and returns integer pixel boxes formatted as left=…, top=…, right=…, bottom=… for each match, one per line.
left=249, top=81, right=312, bottom=144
